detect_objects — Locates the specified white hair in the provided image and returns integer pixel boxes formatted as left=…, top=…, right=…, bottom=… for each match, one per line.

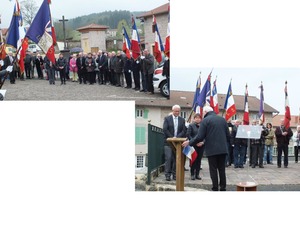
left=172, top=105, right=181, bottom=110
left=203, top=105, right=213, bottom=114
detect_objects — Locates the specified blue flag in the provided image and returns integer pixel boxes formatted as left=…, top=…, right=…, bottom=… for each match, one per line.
left=6, top=0, right=23, bottom=49
left=25, top=0, right=53, bottom=54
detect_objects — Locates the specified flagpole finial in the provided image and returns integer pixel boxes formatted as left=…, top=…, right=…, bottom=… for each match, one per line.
left=285, top=80, right=288, bottom=85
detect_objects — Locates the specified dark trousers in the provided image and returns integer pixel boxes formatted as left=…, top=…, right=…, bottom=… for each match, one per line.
left=47, top=68, right=55, bottom=84
left=124, top=71, right=132, bottom=88
left=9, top=72, right=15, bottom=84
left=98, top=70, right=106, bottom=84
left=294, top=146, right=300, bottom=162
left=78, top=70, right=83, bottom=84
left=110, top=70, right=116, bottom=85
left=147, top=73, right=154, bottom=93
left=59, top=69, right=66, bottom=84
left=164, top=145, right=176, bottom=178
left=251, top=144, right=263, bottom=167
left=88, top=72, right=96, bottom=84
left=25, top=63, right=31, bottom=78
left=190, top=146, right=204, bottom=176
left=207, top=154, right=227, bottom=191
left=133, top=70, right=140, bottom=89
left=277, top=143, right=289, bottom=167
left=141, top=72, right=147, bottom=91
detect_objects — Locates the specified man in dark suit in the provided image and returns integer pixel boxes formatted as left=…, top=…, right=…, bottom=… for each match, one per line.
left=163, top=105, right=187, bottom=181
left=76, top=52, right=86, bottom=84
left=97, top=50, right=108, bottom=85
left=183, top=106, right=230, bottom=191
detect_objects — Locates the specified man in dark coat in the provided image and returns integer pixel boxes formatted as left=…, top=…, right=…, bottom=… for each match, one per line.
left=275, top=119, right=293, bottom=168
left=163, top=105, right=187, bottom=181
left=97, top=50, right=108, bottom=85
left=141, top=49, right=154, bottom=94
left=76, top=52, right=86, bottom=84
left=183, top=106, right=230, bottom=191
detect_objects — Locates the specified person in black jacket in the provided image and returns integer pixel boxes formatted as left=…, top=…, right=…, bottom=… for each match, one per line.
left=231, top=120, right=248, bottom=168
left=124, top=55, right=133, bottom=88
left=183, top=106, right=230, bottom=191
left=163, top=105, right=187, bottom=181
left=250, top=120, right=269, bottom=168
left=56, top=53, right=67, bottom=85
left=186, top=113, right=204, bottom=180
left=275, top=119, right=293, bottom=168
left=76, top=52, right=86, bottom=84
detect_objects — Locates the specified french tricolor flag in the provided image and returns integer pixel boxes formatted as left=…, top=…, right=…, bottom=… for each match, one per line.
left=130, top=16, right=140, bottom=60
left=122, top=26, right=131, bottom=59
left=182, top=145, right=198, bottom=165
left=153, top=15, right=164, bottom=63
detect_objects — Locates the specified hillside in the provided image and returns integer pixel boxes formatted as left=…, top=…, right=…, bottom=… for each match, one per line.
left=53, top=10, right=145, bottom=41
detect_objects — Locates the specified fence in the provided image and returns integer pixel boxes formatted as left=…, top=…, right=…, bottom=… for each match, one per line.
left=147, top=123, right=165, bottom=185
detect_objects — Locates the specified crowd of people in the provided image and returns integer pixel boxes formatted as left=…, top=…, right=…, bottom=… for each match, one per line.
left=163, top=104, right=300, bottom=191
left=0, top=49, right=170, bottom=98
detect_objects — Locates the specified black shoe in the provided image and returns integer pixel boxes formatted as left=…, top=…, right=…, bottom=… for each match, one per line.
left=139, top=89, right=145, bottom=92
left=166, top=176, right=171, bottom=181
left=259, top=165, right=264, bottom=168
left=277, top=165, right=281, bottom=168
left=196, top=175, right=201, bottom=180
left=284, top=166, right=288, bottom=168
left=191, top=175, right=195, bottom=180
left=172, top=176, right=176, bottom=181
left=251, top=165, right=255, bottom=168
left=239, top=165, right=244, bottom=168
left=184, top=167, right=189, bottom=171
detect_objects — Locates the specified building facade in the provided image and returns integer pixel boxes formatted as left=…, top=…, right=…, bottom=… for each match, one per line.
left=137, top=3, right=169, bottom=56
left=77, top=24, right=109, bottom=53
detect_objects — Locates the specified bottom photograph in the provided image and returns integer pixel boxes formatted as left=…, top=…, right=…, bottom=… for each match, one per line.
left=135, top=67, right=300, bottom=191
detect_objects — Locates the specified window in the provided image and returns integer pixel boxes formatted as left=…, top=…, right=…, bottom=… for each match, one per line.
left=136, top=155, right=144, bottom=168
left=180, top=111, right=187, bottom=120
left=135, top=127, right=146, bottom=145
left=136, top=109, right=143, bottom=118
left=136, top=109, right=149, bottom=119
left=231, top=114, right=237, bottom=120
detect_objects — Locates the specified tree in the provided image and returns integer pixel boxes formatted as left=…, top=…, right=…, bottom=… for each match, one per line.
left=116, top=19, right=131, bottom=39
left=20, top=0, right=38, bottom=26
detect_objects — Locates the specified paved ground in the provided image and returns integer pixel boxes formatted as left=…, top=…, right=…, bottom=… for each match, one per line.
left=152, top=158, right=300, bottom=191
left=1, top=77, right=166, bottom=101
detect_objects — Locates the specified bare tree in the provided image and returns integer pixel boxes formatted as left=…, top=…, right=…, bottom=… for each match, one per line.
left=20, top=0, right=38, bottom=26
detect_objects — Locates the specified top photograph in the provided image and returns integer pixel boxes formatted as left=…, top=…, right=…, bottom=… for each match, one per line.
left=0, top=0, right=170, bottom=100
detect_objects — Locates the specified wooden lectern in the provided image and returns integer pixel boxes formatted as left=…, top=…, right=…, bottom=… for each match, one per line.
left=167, top=137, right=187, bottom=191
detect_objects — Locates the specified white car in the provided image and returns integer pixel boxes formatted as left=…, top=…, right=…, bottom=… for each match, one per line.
left=153, top=63, right=169, bottom=98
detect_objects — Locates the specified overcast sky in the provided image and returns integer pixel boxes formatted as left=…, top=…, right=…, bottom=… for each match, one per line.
left=0, top=0, right=168, bottom=27
left=171, top=0, right=300, bottom=117
left=172, top=67, right=300, bottom=115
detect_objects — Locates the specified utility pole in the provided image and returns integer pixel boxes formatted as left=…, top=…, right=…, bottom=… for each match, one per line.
left=59, top=15, right=69, bottom=50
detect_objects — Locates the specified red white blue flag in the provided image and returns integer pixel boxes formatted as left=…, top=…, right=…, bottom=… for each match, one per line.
left=243, top=84, right=250, bottom=125
left=284, top=81, right=291, bottom=129
left=152, top=15, right=164, bottom=63
left=6, top=0, right=27, bottom=74
left=210, top=78, right=219, bottom=114
left=130, top=16, right=140, bottom=60
left=182, top=145, right=198, bottom=165
left=25, top=0, right=56, bottom=63
left=122, top=26, right=131, bottom=59
left=224, top=80, right=236, bottom=121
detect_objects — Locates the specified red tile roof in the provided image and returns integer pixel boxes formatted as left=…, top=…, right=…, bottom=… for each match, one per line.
left=272, top=115, right=300, bottom=128
left=136, top=3, right=169, bottom=18
left=77, top=24, right=109, bottom=32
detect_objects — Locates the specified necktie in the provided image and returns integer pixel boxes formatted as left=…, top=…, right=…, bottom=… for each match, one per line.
left=174, top=117, right=178, bottom=137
